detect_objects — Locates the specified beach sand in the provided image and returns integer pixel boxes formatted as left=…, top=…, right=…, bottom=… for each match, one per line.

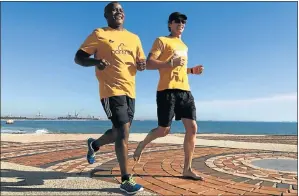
left=1, top=133, right=297, bottom=152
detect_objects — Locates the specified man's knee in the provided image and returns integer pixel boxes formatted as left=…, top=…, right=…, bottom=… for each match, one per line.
left=106, top=128, right=118, bottom=139
left=157, top=126, right=171, bottom=137
left=184, top=119, right=197, bottom=135
left=114, top=123, right=130, bottom=140
left=189, top=123, right=197, bottom=135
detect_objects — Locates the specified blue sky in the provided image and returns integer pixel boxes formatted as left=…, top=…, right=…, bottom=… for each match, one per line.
left=1, top=1, right=297, bottom=122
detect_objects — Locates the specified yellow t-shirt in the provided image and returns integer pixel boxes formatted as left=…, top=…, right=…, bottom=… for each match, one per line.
left=79, top=27, right=145, bottom=99
left=149, top=36, right=190, bottom=91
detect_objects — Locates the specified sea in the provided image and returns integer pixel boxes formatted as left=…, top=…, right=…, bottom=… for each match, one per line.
left=0, top=120, right=297, bottom=135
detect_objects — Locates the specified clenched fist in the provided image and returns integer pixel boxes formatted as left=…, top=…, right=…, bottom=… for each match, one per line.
left=170, top=56, right=186, bottom=67
left=191, top=65, right=204, bottom=74
left=96, top=59, right=110, bottom=70
left=136, top=59, right=146, bottom=71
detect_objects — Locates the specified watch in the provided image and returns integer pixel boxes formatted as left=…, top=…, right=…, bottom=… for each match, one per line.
left=168, top=59, right=174, bottom=67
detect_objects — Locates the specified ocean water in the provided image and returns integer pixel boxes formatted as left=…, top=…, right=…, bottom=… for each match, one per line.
left=1, top=120, right=297, bottom=135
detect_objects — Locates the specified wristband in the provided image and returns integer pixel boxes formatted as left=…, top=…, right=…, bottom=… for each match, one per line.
left=169, top=59, right=174, bottom=67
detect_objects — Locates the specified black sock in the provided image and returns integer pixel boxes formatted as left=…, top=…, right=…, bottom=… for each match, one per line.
left=91, top=141, right=99, bottom=152
left=121, top=174, right=130, bottom=182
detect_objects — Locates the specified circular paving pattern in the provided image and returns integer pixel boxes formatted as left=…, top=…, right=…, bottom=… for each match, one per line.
left=205, top=153, right=297, bottom=185
left=1, top=140, right=298, bottom=195
left=251, top=159, right=297, bottom=173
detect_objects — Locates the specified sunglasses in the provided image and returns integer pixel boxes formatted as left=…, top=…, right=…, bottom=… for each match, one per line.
left=174, top=19, right=186, bottom=24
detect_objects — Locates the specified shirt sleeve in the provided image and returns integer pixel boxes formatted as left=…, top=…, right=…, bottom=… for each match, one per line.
left=79, top=29, right=100, bottom=55
left=149, top=38, right=164, bottom=59
left=136, top=36, right=146, bottom=60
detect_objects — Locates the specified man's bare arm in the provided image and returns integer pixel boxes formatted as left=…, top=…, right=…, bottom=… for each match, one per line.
left=146, top=53, right=172, bottom=70
left=146, top=54, right=186, bottom=70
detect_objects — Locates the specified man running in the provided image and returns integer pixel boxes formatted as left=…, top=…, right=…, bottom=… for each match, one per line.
left=133, top=12, right=204, bottom=180
left=74, top=2, right=146, bottom=194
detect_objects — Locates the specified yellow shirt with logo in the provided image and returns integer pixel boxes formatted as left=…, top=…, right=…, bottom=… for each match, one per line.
left=79, top=27, right=145, bottom=99
left=149, top=36, right=190, bottom=91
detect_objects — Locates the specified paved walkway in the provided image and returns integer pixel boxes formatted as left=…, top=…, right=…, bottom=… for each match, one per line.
left=1, top=139, right=297, bottom=195
left=197, top=135, right=298, bottom=145
left=1, top=161, right=153, bottom=195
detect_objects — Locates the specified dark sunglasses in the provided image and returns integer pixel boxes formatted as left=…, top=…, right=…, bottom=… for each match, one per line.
left=174, top=19, right=186, bottom=24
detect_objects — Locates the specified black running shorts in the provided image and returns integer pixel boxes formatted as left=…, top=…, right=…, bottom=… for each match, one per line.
left=101, top=95, right=135, bottom=128
left=156, top=89, right=196, bottom=127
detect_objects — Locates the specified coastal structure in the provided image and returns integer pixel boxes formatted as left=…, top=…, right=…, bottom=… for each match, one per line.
left=5, top=119, right=14, bottom=124
left=1, top=110, right=104, bottom=121
left=57, top=111, right=101, bottom=120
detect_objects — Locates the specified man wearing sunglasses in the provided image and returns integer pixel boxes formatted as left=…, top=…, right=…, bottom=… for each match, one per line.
left=133, top=12, right=204, bottom=180
left=74, top=2, right=146, bottom=194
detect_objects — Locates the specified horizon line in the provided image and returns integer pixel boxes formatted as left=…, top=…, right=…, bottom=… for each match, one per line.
left=0, top=118, right=297, bottom=123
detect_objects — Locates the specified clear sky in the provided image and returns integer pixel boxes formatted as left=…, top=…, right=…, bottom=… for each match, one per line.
left=1, top=1, right=297, bottom=122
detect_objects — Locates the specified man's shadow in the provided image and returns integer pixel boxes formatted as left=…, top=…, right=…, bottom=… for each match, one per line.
left=1, top=169, right=74, bottom=187
left=0, top=169, right=124, bottom=195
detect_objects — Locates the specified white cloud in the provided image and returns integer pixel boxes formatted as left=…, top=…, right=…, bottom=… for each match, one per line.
left=196, top=93, right=297, bottom=122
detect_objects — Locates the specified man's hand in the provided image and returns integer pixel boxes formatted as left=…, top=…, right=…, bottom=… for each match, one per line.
left=169, top=56, right=186, bottom=67
left=191, top=65, right=204, bottom=74
left=136, top=59, right=146, bottom=71
left=96, top=59, right=110, bottom=70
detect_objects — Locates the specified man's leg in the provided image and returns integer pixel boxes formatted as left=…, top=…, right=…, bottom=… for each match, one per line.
left=133, top=90, right=175, bottom=162
left=89, top=123, right=130, bottom=175
left=92, top=96, right=135, bottom=151
left=86, top=97, right=123, bottom=164
left=133, top=126, right=170, bottom=162
left=90, top=123, right=131, bottom=177
left=117, top=122, right=143, bottom=194
left=115, top=122, right=130, bottom=178
left=91, top=126, right=120, bottom=151
left=181, top=118, right=202, bottom=180
left=114, top=96, right=143, bottom=194
left=179, top=91, right=203, bottom=180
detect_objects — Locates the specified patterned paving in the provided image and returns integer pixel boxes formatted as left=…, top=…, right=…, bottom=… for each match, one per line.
left=205, top=153, right=297, bottom=184
left=1, top=140, right=298, bottom=195
left=198, top=135, right=298, bottom=145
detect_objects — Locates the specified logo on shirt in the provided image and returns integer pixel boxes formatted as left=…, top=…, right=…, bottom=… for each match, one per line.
left=111, top=43, right=132, bottom=55
left=173, top=50, right=188, bottom=58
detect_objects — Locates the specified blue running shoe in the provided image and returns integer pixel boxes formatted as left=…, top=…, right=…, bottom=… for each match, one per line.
left=120, top=175, right=144, bottom=195
left=86, top=138, right=96, bottom=164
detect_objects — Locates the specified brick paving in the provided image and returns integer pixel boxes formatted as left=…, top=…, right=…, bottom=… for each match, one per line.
left=1, top=140, right=297, bottom=195
left=197, top=135, right=298, bottom=145
left=205, top=153, right=297, bottom=184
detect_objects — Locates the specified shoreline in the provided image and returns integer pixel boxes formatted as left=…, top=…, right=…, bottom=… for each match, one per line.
left=1, top=119, right=297, bottom=123
left=2, top=119, right=149, bottom=121
left=1, top=132, right=297, bottom=137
